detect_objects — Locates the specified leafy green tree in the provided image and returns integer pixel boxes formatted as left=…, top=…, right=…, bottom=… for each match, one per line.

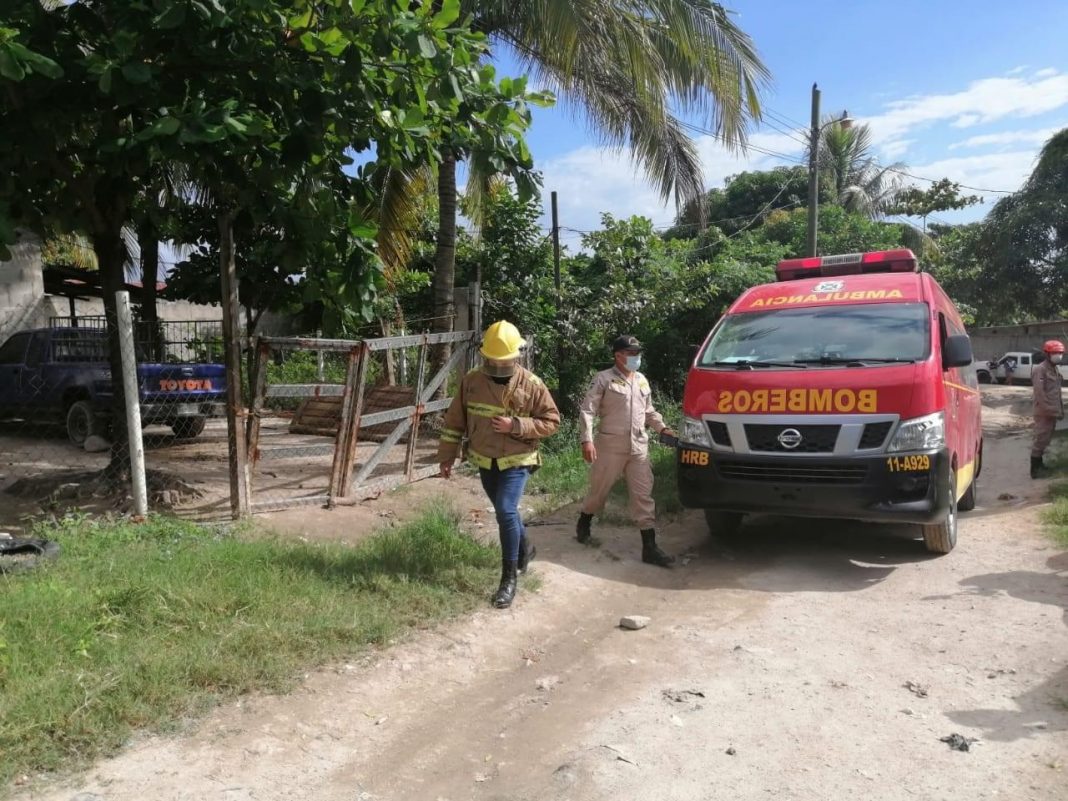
left=418, top=0, right=770, bottom=361
left=668, top=166, right=829, bottom=238
left=887, top=178, right=982, bottom=235
left=761, top=205, right=906, bottom=257
left=0, top=0, right=538, bottom=477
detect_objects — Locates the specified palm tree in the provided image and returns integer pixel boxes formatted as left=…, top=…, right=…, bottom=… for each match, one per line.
left=398, top=0, right=769, bottom=352
left=818, top=117, right=904, bottom=219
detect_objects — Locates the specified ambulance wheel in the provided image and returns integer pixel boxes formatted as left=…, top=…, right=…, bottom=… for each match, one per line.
left=957, top=479, right=976, bottom=512
left=921, top=470, right=958, bottom=554
left=705, top=510, right=744, bottom=539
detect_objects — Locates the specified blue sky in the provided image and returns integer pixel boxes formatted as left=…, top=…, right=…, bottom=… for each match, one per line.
left=485, top=0, right=1068, bottom=250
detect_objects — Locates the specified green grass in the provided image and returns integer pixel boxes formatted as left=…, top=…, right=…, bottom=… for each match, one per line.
left=0, top=509, right=498, bottom=787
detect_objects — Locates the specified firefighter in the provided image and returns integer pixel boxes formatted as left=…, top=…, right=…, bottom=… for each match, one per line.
left=575, top=335, right=676, bottom=567
left=438, top=320, right=561, bottom=608
left=1031, top=339, right=1065, bottom=478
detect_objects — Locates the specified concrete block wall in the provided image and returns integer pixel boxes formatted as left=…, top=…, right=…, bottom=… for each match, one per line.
left=0, top=232, right=48, bottom=344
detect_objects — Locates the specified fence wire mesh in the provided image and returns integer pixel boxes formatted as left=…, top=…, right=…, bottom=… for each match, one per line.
left=0, top=300, right=478, bottom=529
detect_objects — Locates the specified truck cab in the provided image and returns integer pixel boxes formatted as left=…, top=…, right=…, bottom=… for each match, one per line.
left=0, top=326, right=225, bottom=445
left=991, top=351, right=1068, bottom=384
left=677, top=249, right=982, bottom=554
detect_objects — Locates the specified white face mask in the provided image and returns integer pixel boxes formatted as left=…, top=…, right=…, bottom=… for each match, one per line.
left=625, top=354, right=641, bottom=372
left=1051, top=354, right=1063, bottom=365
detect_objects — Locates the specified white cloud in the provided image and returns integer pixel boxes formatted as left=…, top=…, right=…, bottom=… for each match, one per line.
left=862, top=71, right=1068, bottom=150
left=538, top=129, right=793, bottom=248
left=949, top=126, right=1062, bottom=150
left=907, top=150, right=1039, bottom=215
left=1008, top=65, right=1029, bottom=76
left=1035, top=67, right=1058, bottom=78
left=881, top=139, right=915, bottom=159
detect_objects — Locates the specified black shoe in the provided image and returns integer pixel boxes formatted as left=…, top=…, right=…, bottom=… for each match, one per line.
left=518, top=535, right=536, bottom=573
left=640, top=528, right=674, bottom=568
left=1031, top=456, right=1048, bottom=479
left=576, top=512, right=595, bottom=545
left=493, top=560, right=519, bottom=608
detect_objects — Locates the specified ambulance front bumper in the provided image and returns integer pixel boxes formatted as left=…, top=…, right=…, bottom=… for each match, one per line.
left=677, top=445, right=952, bottom=524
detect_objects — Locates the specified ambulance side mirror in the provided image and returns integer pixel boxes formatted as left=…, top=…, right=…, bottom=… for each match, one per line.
left=942, top=335, right=973, bottom=370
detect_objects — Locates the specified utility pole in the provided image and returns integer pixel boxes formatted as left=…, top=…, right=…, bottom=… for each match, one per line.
left=806, top=82, right=821, bottom=258
left=551, top=190, right=563, bottom=370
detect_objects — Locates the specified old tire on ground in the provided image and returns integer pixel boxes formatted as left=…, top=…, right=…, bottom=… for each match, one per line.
left=66, top=400, right=100, bottom=446
left=0, top=537, right=60, bottom=574
left=172, top=416, right=207, bottom=439
left=921, top=468, right=958, bottom=554
left=705, top=510, right=745, bottom=538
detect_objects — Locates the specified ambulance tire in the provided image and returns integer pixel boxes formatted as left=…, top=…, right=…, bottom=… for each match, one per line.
left=957, top=480, right=976, bottom=512
left=957, top=444, right=981, bottom=512
left=921, top=469, right=958, bottom=554
left=705, top=510, right=744, bottom=539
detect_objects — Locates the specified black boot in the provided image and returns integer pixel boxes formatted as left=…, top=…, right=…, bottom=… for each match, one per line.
left=518, top=535, right=536, bottom=573
left=640, top=529, right=674, bottom=567
left=493, top=559, right=519, bottom=608
left=576, top=512, right=595, bottom=545
left=1031, top=455, right=1047, bottom=479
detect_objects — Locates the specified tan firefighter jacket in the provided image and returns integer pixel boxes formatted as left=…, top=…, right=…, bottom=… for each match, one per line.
left=1032, top=359, right=1064, bottom=418
left=438, top=366, right=561, bottom=470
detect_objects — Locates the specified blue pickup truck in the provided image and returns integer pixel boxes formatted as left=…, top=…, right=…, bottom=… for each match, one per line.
left=0, top=326, right=226, bottom=445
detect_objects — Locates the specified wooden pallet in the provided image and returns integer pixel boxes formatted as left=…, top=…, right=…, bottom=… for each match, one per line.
left=289, top=385, right=432, bottom=442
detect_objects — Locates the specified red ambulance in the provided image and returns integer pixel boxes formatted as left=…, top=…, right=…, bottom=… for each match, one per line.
left=677, top=249, right=981, bottom=553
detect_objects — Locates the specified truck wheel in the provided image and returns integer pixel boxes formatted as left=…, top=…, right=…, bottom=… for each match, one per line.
left=66, top=400, right=100, bottom=446
left=171, top=416, right=207, bottom=439
left=705, top=510, right=744, bottom=538
left=921, top=469, right=958, bottom=554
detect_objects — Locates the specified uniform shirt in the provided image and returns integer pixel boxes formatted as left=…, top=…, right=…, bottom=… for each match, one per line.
left=438, top=366, right=560, bottom=470
left=578, top=367, right=666, bottom=455
left=1032, top=359, right=1064, bottom=418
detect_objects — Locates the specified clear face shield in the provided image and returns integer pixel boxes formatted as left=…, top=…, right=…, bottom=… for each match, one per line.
left=482, top=357, right=519, bottom=378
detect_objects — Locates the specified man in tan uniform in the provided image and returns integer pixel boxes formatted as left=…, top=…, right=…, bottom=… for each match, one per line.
left=1031, top=339, right=1064, bottom=478
left=575, top=335, right=676, bottom=567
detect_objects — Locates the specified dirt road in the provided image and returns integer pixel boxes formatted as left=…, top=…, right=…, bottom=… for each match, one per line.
left=24, top=388, right=1068, bottom=801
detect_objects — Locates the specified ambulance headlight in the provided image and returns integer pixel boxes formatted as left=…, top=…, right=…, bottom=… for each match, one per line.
left=887, top=412, right=945, bottom=452
left=681, top=415, right=713, bottom=448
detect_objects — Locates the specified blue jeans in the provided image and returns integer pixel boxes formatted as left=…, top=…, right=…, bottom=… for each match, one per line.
left=479, top=463, right=530, bottom=562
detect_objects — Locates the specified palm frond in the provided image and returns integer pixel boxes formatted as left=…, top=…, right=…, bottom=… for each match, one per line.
left=370, top=164, right=434, bottom=277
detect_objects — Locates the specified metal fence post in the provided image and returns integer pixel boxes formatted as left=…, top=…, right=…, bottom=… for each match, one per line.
left=115, top=291, right=148, bottom=517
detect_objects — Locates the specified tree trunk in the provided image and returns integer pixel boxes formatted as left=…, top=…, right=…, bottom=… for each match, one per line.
left=94, top=226, right=132, bottom=484
left=137, top=220, right=162, bottom=361
left=430, top=152, right=458, bottom=394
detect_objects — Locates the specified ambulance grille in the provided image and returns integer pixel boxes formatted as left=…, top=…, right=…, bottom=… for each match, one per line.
left=706, top=421, right=732, bottom=447
left=717, top=460, right=868, bottom=485
left=859, top=421, right=894, bottom=449
left=744, top=424, right=839, bottom=453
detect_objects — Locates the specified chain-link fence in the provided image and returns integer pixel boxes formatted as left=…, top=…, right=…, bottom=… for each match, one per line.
left=0, top=287, right=480, bottom=528
left=0, top=298, right=233, bottom=530
left=244, top=331, right=476, bottom=513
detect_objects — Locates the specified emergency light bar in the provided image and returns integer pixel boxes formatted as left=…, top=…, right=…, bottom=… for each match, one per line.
left=775, top=249, right=919, bottom=281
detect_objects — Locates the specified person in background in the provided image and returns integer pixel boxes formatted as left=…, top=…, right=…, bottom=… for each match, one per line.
left=439, top=320, right=560, bottom=608
left=575, top=335, right=676, bottom=567
left=1031, top=340, right=1065, bottom=478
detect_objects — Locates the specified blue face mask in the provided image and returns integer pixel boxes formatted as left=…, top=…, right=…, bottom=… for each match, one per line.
left=625, top=354, right=641, bottom=372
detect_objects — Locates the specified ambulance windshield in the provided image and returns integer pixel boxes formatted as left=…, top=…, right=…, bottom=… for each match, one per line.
left=700, top=303, right=930, bottom=368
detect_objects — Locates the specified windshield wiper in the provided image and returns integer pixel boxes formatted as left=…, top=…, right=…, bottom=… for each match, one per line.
left=706, top=359, right=807, bottom=370
left=793, top=356, right=916, bottom=366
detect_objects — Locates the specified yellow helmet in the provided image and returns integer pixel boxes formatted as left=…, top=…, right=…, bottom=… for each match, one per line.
left=480, top=320, right=525, bottom=360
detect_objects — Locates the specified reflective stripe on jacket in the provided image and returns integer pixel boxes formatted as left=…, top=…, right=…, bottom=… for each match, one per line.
left=438, top=366, right=561, bottom=470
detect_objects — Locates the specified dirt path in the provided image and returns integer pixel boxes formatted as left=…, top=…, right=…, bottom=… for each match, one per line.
left=22, top=388, right=1068, bottom=801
